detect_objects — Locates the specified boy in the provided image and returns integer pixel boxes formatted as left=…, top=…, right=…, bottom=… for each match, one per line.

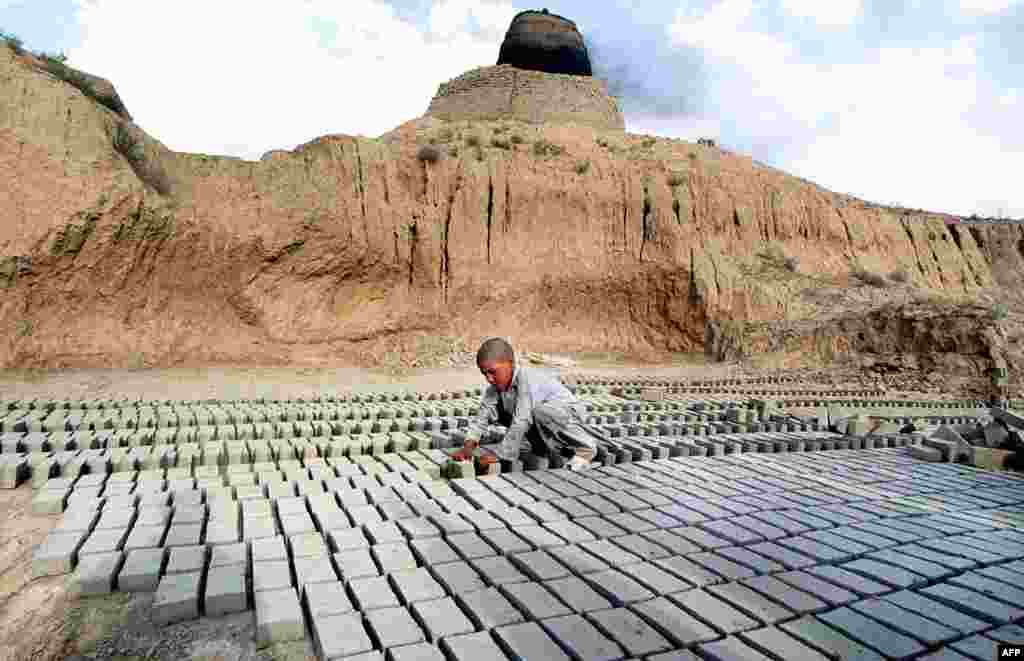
left=463, top=337, right=602, bottom=471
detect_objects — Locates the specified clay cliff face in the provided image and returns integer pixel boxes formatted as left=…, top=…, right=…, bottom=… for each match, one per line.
left=1, top=46, right=1021, bottom=376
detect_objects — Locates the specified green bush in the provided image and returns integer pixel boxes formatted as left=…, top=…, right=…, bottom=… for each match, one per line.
left=575, top=159, right=590, bottom=175
left=993, top=303, right=1009, bottom=320
left=416, top=144, right=442, bottom=163
left=113, top=124, right=144, bottom=163
left=532, top=139, right=563, bottom=157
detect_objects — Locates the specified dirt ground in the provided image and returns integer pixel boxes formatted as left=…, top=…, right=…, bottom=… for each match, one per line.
left=0, top=355, right=989, bottom=661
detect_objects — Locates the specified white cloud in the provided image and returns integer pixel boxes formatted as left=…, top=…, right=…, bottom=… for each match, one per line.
left=67, top=0, right=520, bottom=160
left=780, top=0, right=862, bottom=26
left=668, top=6, right=1022, bottom=218
left=959, top=0, right=1020, bottom=13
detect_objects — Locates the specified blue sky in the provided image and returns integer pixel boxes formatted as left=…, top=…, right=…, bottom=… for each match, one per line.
left=2, top=0, right=1022, bottom=217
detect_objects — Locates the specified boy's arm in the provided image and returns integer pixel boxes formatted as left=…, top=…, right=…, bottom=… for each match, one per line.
left=498, top=375, right=535, bottom=460
left=470, top=387, right=498, bottom=437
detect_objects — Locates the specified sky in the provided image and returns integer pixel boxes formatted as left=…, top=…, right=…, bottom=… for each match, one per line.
left=2, top=0, right=1022, bottom=218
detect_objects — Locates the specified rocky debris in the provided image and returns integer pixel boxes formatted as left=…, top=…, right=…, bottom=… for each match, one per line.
left=497, top=9, right=592, bottom=76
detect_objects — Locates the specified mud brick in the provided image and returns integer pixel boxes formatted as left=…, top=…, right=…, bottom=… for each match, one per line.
left=365, top=606, right=426, bottom=648
left=589, top=607, right=673, bottom=657
left=728, top=516, right=788, bottom=541
left=629, top=596, right=717, bottom=647
left=715, top=547, right=785, bottom=575
left=805, top=564, right=892, bottom=596
left=411, top=537, right=460, bottom=565
left=372, top=542, right=418, bottom=573
left=166, top=544, right=207, bottom=575
left=579, top=539, right=642, bottom=567
left=948, top=635, right=1000, bottom=661
left=542, top=520, right=597, bottom=545
left=740, top=575, right=827, bottom=615
left=512, top=524, right=568, bottom=548
left=253, top=559, right=292, bottom=592
left=478, top=528, right=532, bottom=556
left=510, top=549, right=571, bottom=582
left=774, top=570, right=858, bottom=606
left=349, top=575, right=401, bottom=610
left=550, top=498, right=599, bottom=518
left=739, top=626, right=831, bottom=661
left=153, top=571, right=202, bottom=625
left=547, top=545, right=610, bottom=575
left=71, top=551, right=124, bottom=596
left=577, top=494, right=623, bottom=515
left=744, top=541, right=815, bottom=570
left=688, top=552, right=757, bottom=581
left=294, top=556, right=338, bottom=587
left=304, top=580, right=353, bottom=618
left=490, top=507, right=536, bottom=527
left=818, top=607, right=926, bottom=660
left=472, top=555, right=529, bottom=586
left=654, top=555, right=724, bottom=588
left=546, top=574, right=614, bottom=613
left=364, top=521, right=405, bottom=545
left=333, top=548, right=379, bottom=580
left=672, top=588, right=761, bottom=634
left=571, top=516, right=626, bottom=539
left=390, top=566, right=447, bottom=603
left=898, top=542, right=979, bottom=570
left=118, top=547, right=166, bottom=591
left=639, top=529, right=700, bottom=556
left=706, top=582, right=795, bottom=625
left=847, top=598, right=959, bottom=645
left=428, top=513, right=474, bottom=536
left=602, top=512, right=657, bottom=534
left=585, top=568, right=655, bottom=605
left=462, top=510, right=505, bottom=532
left=880, top=589, right=989, bottom=635
left=251, top=535, right=287, bottom=562
left=209, top=542, right=247, bottom=569
left=774, top=535, right=851, bottom=563
left=948, top=571, right=1024, bottom=606
left=457, top=586, right=525, bottom=629
left=672, top=526, right=732, bottom=550
left=441, top=631, right=511, bottom=661
left=411, top=596, right=475, bottom=641
left=626, top=560, right=696, bottom=595
left=311, top=614, right=372, bottom=661
left=444, top=532, right=497, bottom=560
left=496, top=582, right=569, bottom=621
left=617, top=533, right=680, bottom=561
left=493, top=621, right=571, bottom=661
left=779, top=615, right=886, bottom=661
left=430, top=559, right=486, bottom=594
left=398, top=516, right=442, bottom=539
left=541, top=613, right=625, bottom=661
left=205, top=564, right=248, bottom=616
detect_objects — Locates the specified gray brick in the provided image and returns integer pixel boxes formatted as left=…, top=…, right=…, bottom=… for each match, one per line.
left=390, top=567, right=447, bottom=603
left=500, top=581, right=573, bottom=620
left=621, top=561, right=692, bottom=595
left=588, top=607, right=672, bottom=657
left=707, top=582, right=794, bottom=624
left=512, top=524, right=568, bottom=548
left=294, top=556, right=338, bottom=587
left=313, top=612, right=373, bottom=661
left=349, top=575, right=401, bottom=610
left=398, top=516, right=443, bottom=539
left=411, top=537, right=460, bottom=566
left=366, top=606, right=426, bottom=648
left=841, top=558, right=928, bottom=589
left=715, top=547, right=784, bottom=575
left=688, top=552, right=757, bottom=581
left=430, top=560, right=486, bottom=594
left=915, top=537, right=1003, bottom=563
left=304, top=580, right=353, bottom=618
left=847, top=598, right=959, bottom=644
left=458, top=586, right=525, bottom=629
left=153, top=572, right=201, bottom=625
left=541, top=613, right=625, bottom=661
left=670, top=588, right=760, bottom=635
left=897, top=543, right=978, bottom=570
left=948, top=571, right=1024, bottom=607
left=205, top=564, right=248, bottom=616
left=818, top=607, right=926, bottom=660
left=730, top=516, right=789, bottom=541
left=739, top=626, right=830, bottom=661
left=745, top=541, right=816, bottom=569
left=251, top=535, right=288, bottom=562
left=799, top=530, right=874, bottom=559
left=641, top=529, right=702, bottom=556
left=334, top=549, right=379, bottom=580
left=479, top=528, right=533, bottom=555
left=253, top=559, right=292, bottom=592
left=740, top=575, right=828, bottom=615
left=864, top=548, right=954, bottom=580
left=166, top=544, right=207, bottom=575
left=441, top=631, right=511, bottom=661
left=72, top=551, right=123, bottom=596
left=805, top=565, right=891, bottom=596
left=985, top=623, right=1024, bottom=644
left=547, top=545, right=611, bottom=575
left=510, top=549, right=571, bottom=582
left=697, top=635, right=775, bottom=661
left=630, top=595, right=718, bottom=647
left=448, top=532, right=498, bottom=560
left=949, top=635, right=1000, bottom=661
left=578, top=539, right=642, bottom=567
left=772, top=570, right=858, bottom=607
left=372, top=542, right=418, bottom=573
left=654, top=555, right=724, bottom=587
left=494, top=621, right=572, bottom=661
left=118, top=547, right=166, bottom=592
left=672, top=526, right=731, bottom=550
left=473, top=556, right=529, bottom=586
left=646, top=651, right=701, bottom=661
left=545, top=576, right=613, bottom=613
left=880, top=590, right=988, bottom=635
left=585, top=569, right=655, bottom=605
left=411, top=596, right=475, bottom=640
left=779, top=615, right=885, bottom=661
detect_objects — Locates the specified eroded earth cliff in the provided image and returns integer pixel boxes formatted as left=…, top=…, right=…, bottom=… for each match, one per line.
left=1, top=46, right=1022, bottom=383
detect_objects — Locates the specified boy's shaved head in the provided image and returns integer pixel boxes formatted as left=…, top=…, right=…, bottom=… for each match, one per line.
left=476, top=337, right=515, bottom=365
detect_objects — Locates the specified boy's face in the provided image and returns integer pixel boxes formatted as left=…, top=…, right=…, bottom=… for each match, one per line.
left=478, top=359, right=514, bottom=392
